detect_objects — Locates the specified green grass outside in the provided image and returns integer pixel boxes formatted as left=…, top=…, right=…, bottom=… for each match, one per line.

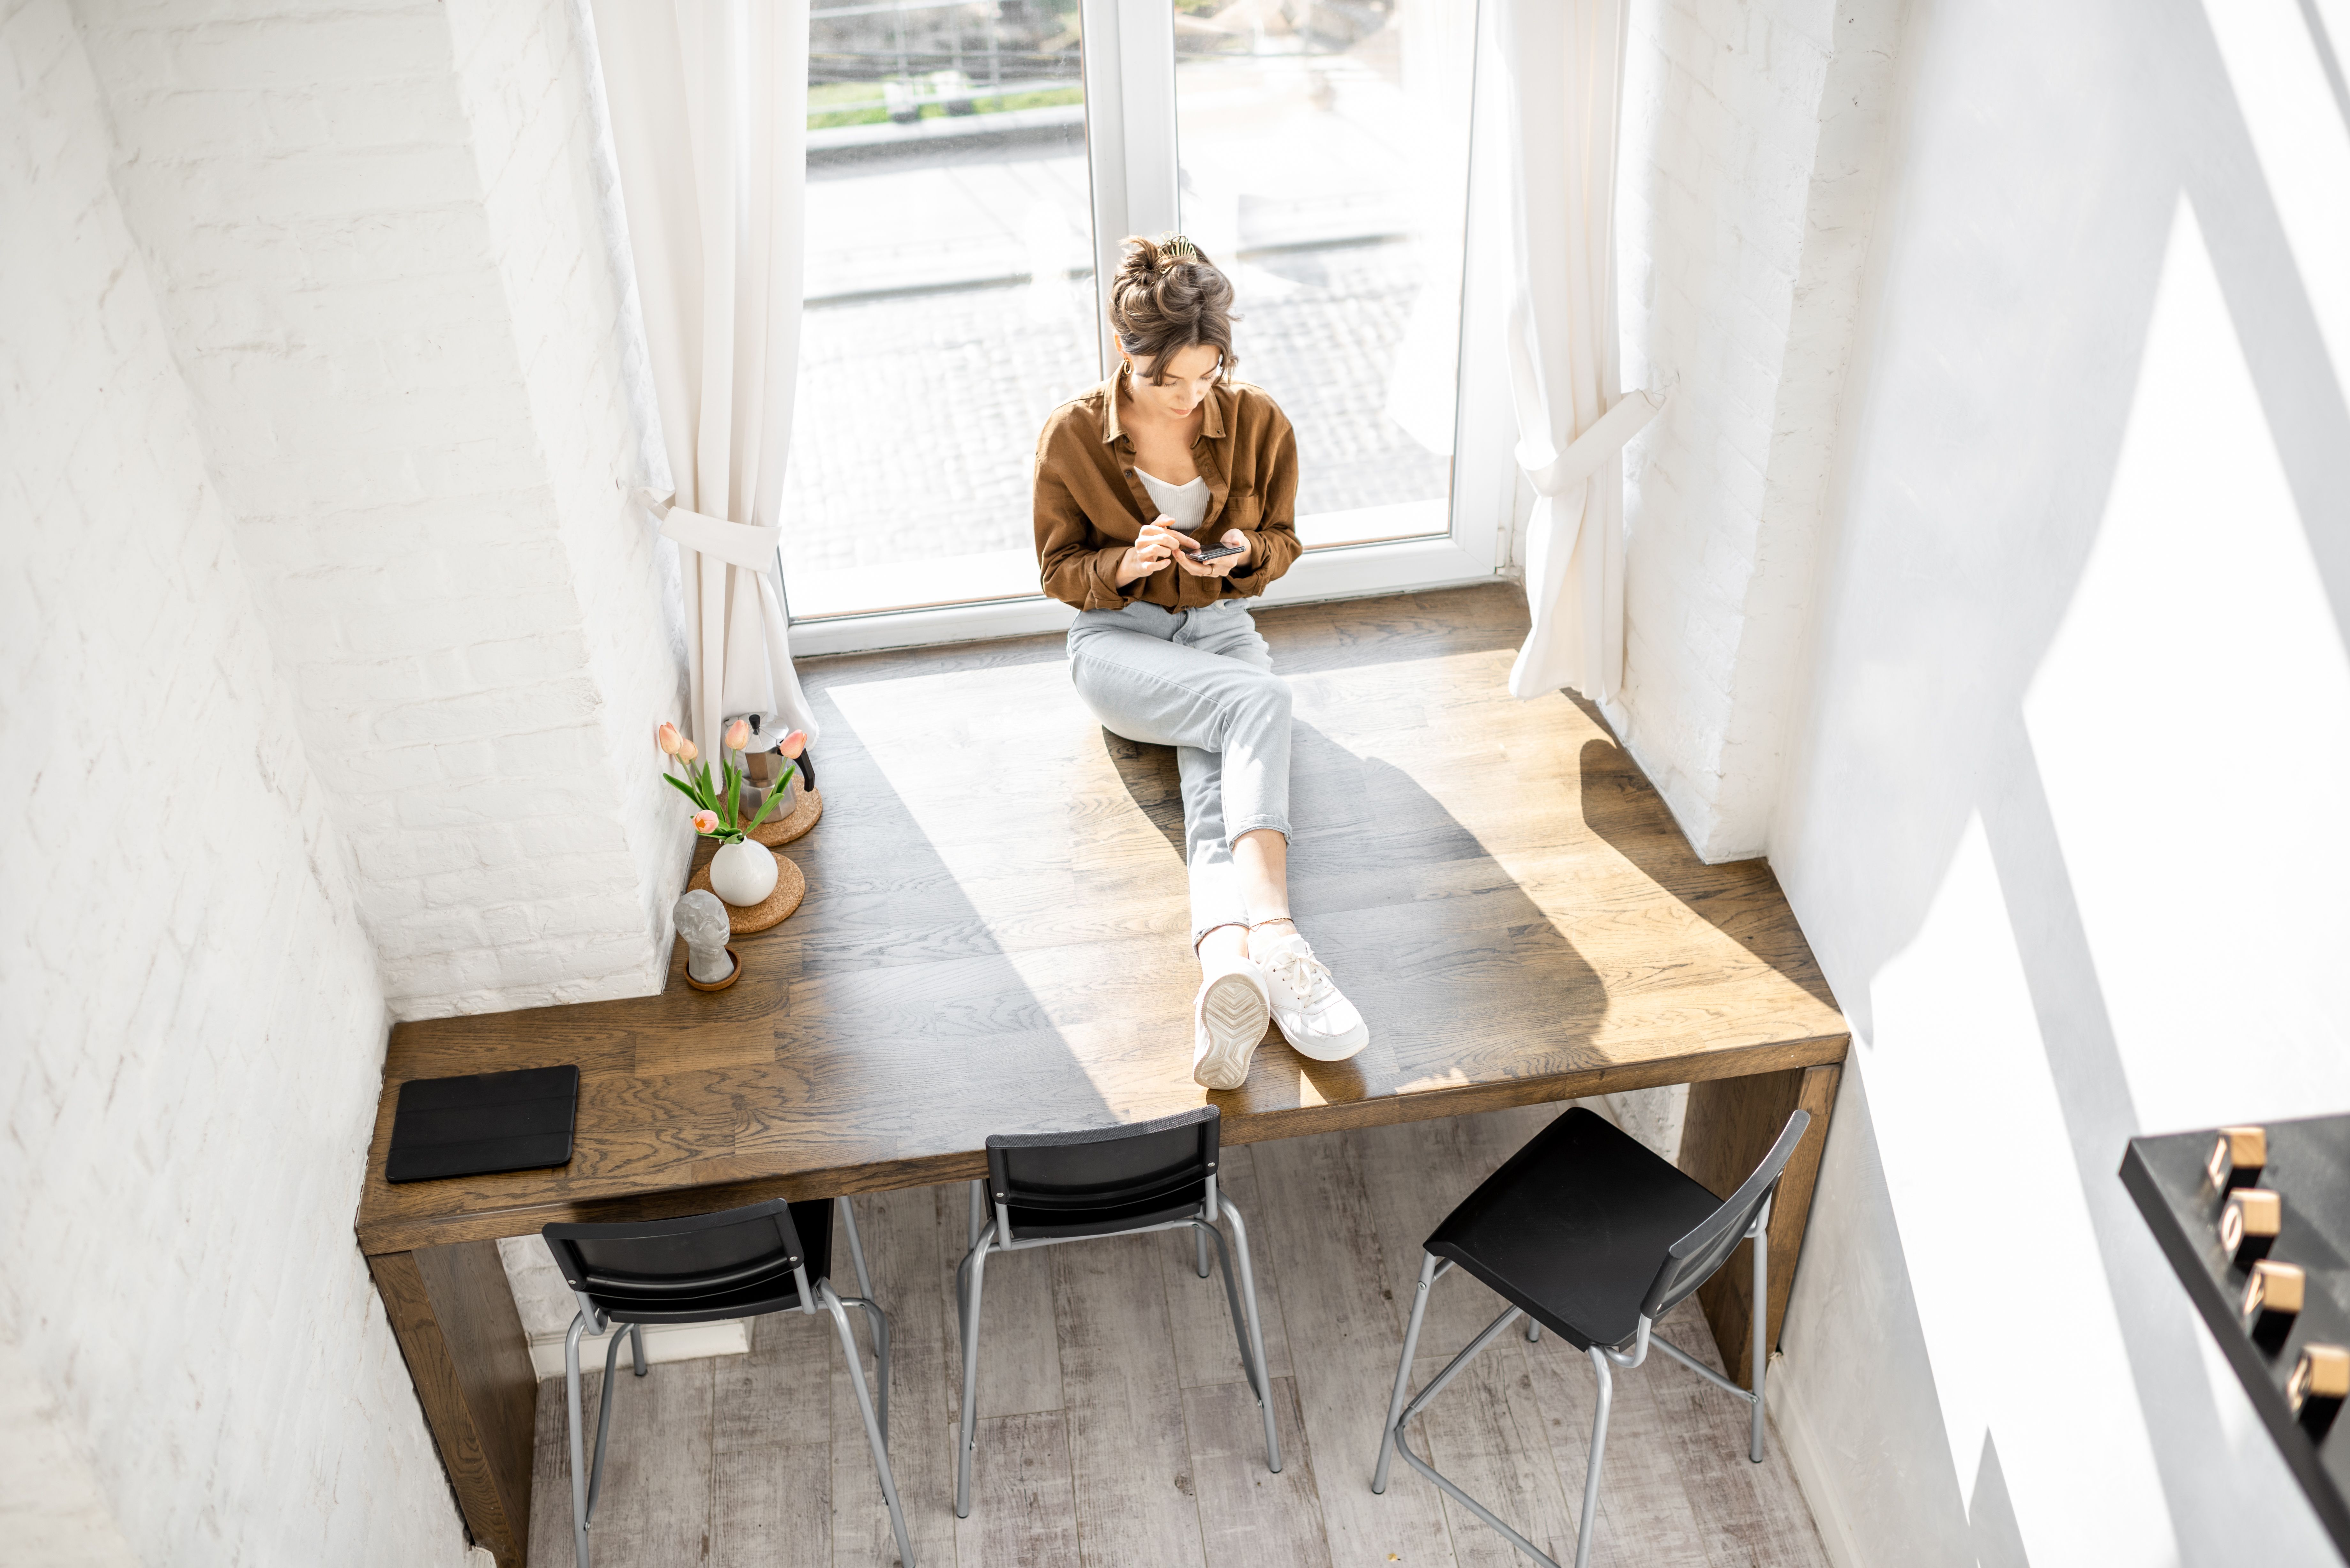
left=807, top=82, right=1083, bottom=131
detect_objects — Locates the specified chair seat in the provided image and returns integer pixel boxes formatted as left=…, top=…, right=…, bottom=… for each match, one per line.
left=1426, top=1108, right=1723, bottom=1351
left=591, top=1198, right=834, bottom=1324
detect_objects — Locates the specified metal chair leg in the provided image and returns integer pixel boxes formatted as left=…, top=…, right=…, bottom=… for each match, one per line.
left=565, top=1313, right=593, bottom=1568
left=1574, top=1348, right=1614, bottom=1568
left=822, top=1282, right=915, bottom=1567
left=968, top=1179, right=986, bottom=1252
left=1195, top=1224, right=1212, bottom=1279
left=1372, top=1253, right=1440, bottom=1494
left=1389, top=1304, right=1566, bottom=1568
left=843, top=1295, right=891, bottom=1446
left=629, top=1322, right=648, bottom=1377
left=955, top=1223, right=996, bottom=1519
left=1220, top=1200, right=1281, bottom=1474
left=1187, top=1219, right=1256, bottom=1401
left=563, top=1310, right=630, bottom=1568
left=1750, top=1216, right=1769, bottom=1463
left=586, top=1324, right=625, bottom=1523
left=839, top=1194, right=876, bottom=1305
left=1525, top=1319, right=1542, bottom=1343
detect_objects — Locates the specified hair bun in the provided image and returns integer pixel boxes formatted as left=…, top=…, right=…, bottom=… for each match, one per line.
left=1116, top=237, right=1163, bottom=284
left=1117, top=232, right=1206, bottom=285
left=1108, top=232, right=1238, bottom=384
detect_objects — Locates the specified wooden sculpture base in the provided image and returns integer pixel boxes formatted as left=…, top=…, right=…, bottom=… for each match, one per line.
left=681, top=945, right=744, bottom=992
left=688, top=853, right=804, bottom=933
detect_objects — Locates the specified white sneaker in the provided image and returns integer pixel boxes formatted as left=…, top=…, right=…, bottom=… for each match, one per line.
left=1255, top=930, right=1369, bottom=1061
left=1192, top=955, right=1272, bottom=1090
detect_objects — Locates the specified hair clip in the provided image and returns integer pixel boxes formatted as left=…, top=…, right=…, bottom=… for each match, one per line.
left=1164, top=234, right=1200, bottom=262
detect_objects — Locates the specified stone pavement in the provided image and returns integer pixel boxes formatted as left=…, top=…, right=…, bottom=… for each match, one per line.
left=779, top=240, right=1455, bottom=583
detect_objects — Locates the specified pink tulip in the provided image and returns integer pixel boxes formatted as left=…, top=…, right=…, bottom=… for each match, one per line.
left=656, top=721, right=683, bottom=756
left=690, top=810, right=719, bottom=834
left=724, top=717, right=751, bottom=751
left=677, top=738, right=698, bottom=764
left=778, top=728, right=807, bottom=760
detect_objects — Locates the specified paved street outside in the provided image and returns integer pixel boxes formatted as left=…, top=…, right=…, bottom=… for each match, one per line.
left=779, top=240, right=1454, bottom=584
left=782, top=18, right=1474, bottom=610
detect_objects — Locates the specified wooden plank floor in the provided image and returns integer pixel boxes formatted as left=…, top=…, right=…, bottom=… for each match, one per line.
left=525, top=1105, right=1830, bottom=1568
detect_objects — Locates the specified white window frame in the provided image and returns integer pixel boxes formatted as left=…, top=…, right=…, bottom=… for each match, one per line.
left=789, top=0, right=1510, bottom=657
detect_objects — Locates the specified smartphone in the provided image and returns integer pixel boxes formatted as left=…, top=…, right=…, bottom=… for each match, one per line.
left=1194, top=541, right=1246, bottom=562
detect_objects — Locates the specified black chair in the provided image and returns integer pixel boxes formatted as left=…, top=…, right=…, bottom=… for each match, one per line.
left=542, top=1195, right=912, bottom=1568
left=1371, top=1106, right=1812, bottom=1568
left=955, top=1106, right=1279, bottom=1517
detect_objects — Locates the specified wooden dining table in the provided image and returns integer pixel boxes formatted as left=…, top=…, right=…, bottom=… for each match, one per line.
left=354, top=585, right=1849, bottom=1568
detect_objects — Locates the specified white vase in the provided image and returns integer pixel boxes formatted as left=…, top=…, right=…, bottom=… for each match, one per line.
left=709, top=839, right=778, bottom=907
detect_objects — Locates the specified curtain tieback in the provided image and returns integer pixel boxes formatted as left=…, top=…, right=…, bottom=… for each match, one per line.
left=637, top=487, right=783, bottom=571
left=1514, top=386, right=1670, bottom=498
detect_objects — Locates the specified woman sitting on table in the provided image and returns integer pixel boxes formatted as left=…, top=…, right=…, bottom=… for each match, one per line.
left=1031, top=233, right=1369, bottom=1090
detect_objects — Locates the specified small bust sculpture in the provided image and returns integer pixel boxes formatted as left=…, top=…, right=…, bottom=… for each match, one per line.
left=673, top=889, right=735, bottom=984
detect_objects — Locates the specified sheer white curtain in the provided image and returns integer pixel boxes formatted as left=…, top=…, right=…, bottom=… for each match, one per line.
left=1493, top=0, right=1665, bottom=705
left=591, top=0, right=819, bottom=749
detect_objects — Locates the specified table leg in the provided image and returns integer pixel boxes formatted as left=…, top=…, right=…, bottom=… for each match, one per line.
left=370, top=1243, right=537, bottom=1567
left=1676, top=1062, right=1841, bottom=1385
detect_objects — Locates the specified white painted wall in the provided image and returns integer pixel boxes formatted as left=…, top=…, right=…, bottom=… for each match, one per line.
left=1603, top=0, right=1904, bottom=863
left=72, top=0, right=688, bottom=1019
left=0, top=4, right=467, bottom=1559
left=1578, top=0, right=1910, bottom=1158
left=1766, top=0, right=2350, bottom=1560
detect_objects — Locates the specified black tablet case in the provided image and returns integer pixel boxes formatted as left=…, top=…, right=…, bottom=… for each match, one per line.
left=386, top=1064, right=580, bottom=1183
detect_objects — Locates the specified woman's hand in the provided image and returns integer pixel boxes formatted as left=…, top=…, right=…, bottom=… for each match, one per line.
left=1116, top=520, right=1187, bottom=586
left=1173, top=528, right=1251, bottom=579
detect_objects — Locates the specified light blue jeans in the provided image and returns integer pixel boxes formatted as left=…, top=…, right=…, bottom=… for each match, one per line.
left=1066, top=599, right=1292, bottom=946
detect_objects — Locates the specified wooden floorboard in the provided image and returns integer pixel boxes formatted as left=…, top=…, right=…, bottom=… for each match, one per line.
left=954, top=1412, right=1080, bottom=1568
left=1161, top=1145, right=1294, bottom=1389
left=835, top=1183, right=959, bottom=1568
left=1054, top=1234, right=1205, bottom=1566
left=1186, top=1377, right=1329, bottom=1568
left=1416, top=1339, right=1581, bottom=1568
left=712, top=1313, right=832, bottom=1568
left=589, top=1353, right=712, bottom=1567
left=526, top=1109, right=1832, bottom=1568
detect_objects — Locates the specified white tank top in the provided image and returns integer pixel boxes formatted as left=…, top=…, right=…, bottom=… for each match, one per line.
left=1135, top=467, right=1210, bottom=532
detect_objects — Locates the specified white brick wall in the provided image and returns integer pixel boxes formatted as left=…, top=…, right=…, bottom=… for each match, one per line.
left=0, top=4, right=466, bottom=1560
left=1606, top=0, right=1905, bottom=860
left=446, top=0, right=690, bottom=1003
left=73, top=0, right=688, bottom=1018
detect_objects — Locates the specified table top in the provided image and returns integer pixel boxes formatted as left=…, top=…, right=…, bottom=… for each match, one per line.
left=357, top=587, right=1847, bottom=1255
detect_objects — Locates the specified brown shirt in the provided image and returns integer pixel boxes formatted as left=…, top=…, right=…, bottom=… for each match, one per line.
left=1033, top=376, right=1304, bottom=611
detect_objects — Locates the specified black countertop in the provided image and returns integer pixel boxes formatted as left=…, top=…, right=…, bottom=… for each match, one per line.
left=2122, top=1114, right=2350, bottom=1558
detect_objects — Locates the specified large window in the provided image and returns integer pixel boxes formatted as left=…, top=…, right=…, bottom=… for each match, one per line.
left=782, top=0, right=1485, bottom=637
left=1172, top=0, right=1474, bottom=550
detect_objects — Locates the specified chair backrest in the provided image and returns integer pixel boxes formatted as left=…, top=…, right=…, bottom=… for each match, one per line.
left=543, top=1198, right=809, bottom=1318
left=1639, top=1109, right=1811, bottom=1321
left=986, top=1106, right=1219, bottom=1241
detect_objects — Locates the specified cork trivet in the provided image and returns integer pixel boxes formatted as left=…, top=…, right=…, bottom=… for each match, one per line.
left=750, top=784, right=823, bottom=847
left=688, top=852, right=804, bottom=933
